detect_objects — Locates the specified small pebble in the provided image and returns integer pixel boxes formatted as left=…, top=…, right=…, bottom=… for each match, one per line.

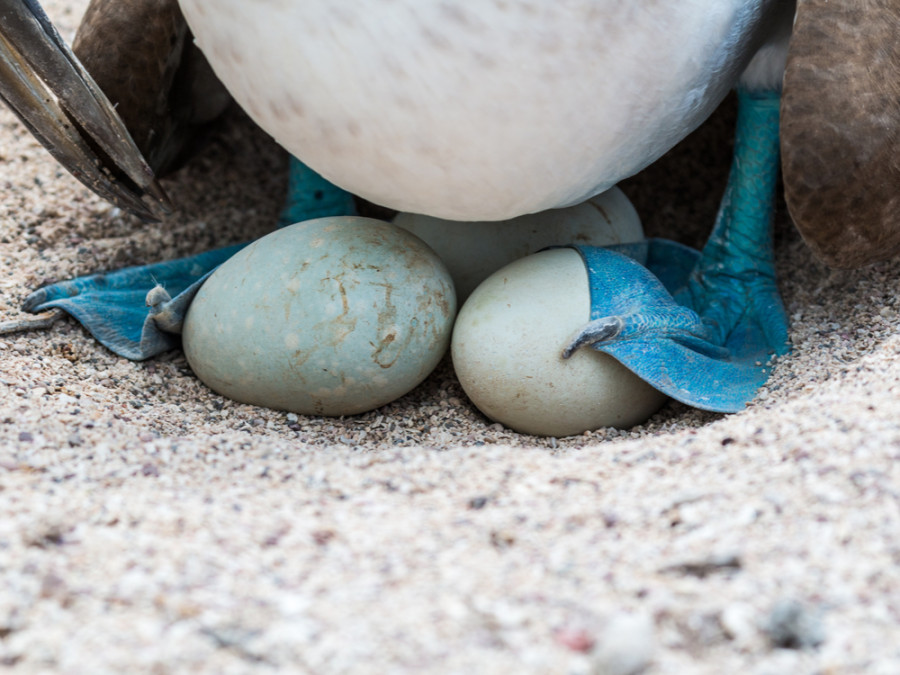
left=141, top=463, right=160, bottom=477
left=720, top=603, right=759, bottom=646
left=591, top=613, right=655, bottom=675
left=554, top=626, right=596, bottom=653
left=763, top=599, right=825, bottom=650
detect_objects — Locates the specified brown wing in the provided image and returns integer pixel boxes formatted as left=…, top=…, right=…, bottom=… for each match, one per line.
left=73, top=0, right=231, bottom=177
left=781, top=0, right=900, bottom=269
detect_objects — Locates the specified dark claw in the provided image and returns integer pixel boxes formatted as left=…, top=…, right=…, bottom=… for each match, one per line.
left=0, top=0, right=170, bottom=220
left=562, top=316, right=623, bottom=359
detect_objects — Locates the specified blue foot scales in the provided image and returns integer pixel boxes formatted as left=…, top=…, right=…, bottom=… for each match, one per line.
left=564, top=87, right=789, bottom=412
left=22, top=157, right=356, bottom=359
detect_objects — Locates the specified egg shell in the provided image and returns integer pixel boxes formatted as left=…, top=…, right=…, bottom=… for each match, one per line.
left=183, top=217, right=456, bottom=416
left=394, top=186, right=643, bottom=300
left=451, top=248, right=667, bottom=437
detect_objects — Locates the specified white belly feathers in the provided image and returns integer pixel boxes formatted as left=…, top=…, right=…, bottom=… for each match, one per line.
left=179, top=0, right=779, bottom=221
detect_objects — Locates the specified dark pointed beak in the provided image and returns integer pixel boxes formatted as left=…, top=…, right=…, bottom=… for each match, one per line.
left=0, top=0, right=171, bottom=220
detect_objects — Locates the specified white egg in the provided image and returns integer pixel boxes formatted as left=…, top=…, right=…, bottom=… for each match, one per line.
left=183, top=217, right=456, bottom=416
left=451, top=248, right=667, bottom=437
left=394, top=187, right=643, bottom=300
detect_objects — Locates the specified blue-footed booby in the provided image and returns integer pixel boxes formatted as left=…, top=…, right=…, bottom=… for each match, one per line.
left=3, top=0, right=899, bottom=415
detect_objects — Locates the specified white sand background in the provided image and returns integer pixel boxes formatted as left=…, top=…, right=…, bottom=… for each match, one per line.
left=1, top=2, right=899, bottom=672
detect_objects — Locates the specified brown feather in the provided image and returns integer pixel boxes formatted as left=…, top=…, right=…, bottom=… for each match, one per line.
left=781, top=0, right=900, bottom=268
left=72, top=0, right=231, bottom=176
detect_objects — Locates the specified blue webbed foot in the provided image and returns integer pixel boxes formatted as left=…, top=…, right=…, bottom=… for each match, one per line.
left=562, top=244, right=727, bottom=362
left=22, top=244, right=245, bottom=359
left=564, top=88, right=789, bottom=413
left=22, top=157, right=355, bottom=360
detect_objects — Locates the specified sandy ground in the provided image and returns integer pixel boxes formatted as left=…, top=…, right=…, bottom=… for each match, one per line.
left=2, top=2, right=900, bottom=673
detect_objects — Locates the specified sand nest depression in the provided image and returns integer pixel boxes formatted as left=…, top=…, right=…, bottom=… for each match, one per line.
left=1, top=2, right=899, bottom=673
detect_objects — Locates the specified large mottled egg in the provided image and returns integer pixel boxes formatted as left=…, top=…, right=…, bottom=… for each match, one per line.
left=183, top=217, right=456, bottom=416
left=394, top=187, right=642, bottom=300
left=452, top=248, right=667, bottom=437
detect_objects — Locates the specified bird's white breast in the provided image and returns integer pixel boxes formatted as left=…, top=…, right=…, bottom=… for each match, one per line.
left=179, top=0, right=781, bottom=221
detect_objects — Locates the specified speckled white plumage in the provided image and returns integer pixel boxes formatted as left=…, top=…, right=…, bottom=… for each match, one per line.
left=178, top=0, right=791, bottom=221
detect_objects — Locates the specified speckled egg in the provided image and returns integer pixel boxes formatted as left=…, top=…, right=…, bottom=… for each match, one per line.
left=451, top=248, right=667, bottom=437
left=394, top=187, right=643, bottom=300
left=183, top=217, right=457, bottom=416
